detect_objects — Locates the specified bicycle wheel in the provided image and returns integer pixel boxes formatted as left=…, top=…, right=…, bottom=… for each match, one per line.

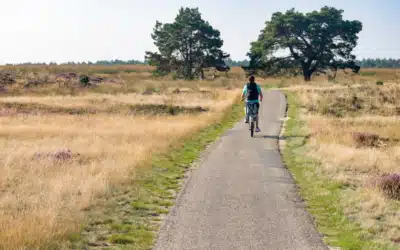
left=250, top=120, right=254, bottom=137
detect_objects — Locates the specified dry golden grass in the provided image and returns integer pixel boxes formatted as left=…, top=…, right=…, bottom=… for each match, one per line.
left=0, top=115, right=208, bottom=249
left=296, top=82, right=400, bottom=117
left=0, top=113, right=231, bottom=248
left=0, top=65, right=243, bottom=249
left=270, top=68, right=400, bottom=89
left=307, top=115, right=400, bottom=147
left=0, top=64, right=245, bottom=97
left=282, top=69, right=400, bottom=245
left=307, top=117, right=400, bottom=175
left=0, top=89, right=236, bottom=112
left=305, top=117, right=400, bottom=243
left=358, top=68, right=400, bottom=82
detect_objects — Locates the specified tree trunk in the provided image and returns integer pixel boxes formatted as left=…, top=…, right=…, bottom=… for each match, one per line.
left=188, top=39, right=193, bottom=79
left=303, top=69, right=313, bottom=82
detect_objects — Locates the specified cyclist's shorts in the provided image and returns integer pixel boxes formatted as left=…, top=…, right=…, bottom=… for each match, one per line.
left=246, top=102, right=260, bottom=114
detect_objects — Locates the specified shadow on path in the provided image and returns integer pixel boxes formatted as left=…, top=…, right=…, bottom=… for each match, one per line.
left=257, top=135, right=310, bottom=140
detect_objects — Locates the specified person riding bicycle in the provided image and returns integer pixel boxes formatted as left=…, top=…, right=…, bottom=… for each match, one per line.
left=241, top=75, right=263, bottom=132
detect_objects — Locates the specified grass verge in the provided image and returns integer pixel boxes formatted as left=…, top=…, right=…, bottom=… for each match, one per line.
left=281, top=92, right=397, bottom=250
left=68, top=98, right=243, bottom=250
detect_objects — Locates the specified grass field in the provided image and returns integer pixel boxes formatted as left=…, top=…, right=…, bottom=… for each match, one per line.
left=280, top=68, right=400, bottom=249
left=0, top=65, right=245, bottom=249
left=1, top=64, right=399, bottom=249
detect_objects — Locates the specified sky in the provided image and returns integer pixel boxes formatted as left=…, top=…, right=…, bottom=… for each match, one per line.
left=0, top=0, right=399, bottom=64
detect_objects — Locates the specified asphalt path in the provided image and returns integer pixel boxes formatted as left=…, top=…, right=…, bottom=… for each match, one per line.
left=154, top=90, right=328, bottom=250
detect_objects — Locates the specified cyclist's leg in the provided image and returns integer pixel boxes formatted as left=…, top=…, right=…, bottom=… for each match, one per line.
left=244, top=102, right=249, bottom=123
left=255, top=103, right=261, bottom=132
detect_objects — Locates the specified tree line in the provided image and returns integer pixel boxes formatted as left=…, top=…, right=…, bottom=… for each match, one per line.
left=8, top=58, right=399, bottom=69
left=6, top=59, right=146, bottom=66
left=145, top=6, right=367, bottom=81
left=356, top=58, right=400, bottom=68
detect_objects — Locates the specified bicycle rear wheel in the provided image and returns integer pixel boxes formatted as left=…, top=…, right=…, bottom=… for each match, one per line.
left=250, top=121, right=254, bottom=137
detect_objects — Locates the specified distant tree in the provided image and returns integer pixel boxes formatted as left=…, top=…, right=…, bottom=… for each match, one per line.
left=92, top=59, right=145, bottom=65
left=145, top=7, right=229, bottom=79
left=243, top=6, right=363, bottom=81
left=224, top=58, right=250, bottom=67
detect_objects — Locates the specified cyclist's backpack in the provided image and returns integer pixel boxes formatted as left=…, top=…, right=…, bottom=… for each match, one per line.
left=246, top=82, right=259, bottom=101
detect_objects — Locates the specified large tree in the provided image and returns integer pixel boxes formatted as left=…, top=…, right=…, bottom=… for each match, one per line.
left=243, top=6, right=363, bottom=81
left=145, top=7, right=229, bottom=79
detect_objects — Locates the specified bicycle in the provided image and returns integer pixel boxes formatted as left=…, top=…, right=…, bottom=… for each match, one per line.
left=246, top=102, right=259, bottom=137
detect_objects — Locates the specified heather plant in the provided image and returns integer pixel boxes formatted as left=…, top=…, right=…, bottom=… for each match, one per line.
left=376, top=173, right=400, bottom=200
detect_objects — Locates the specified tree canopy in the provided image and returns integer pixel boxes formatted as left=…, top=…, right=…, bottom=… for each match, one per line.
left=243, top=6, right=363, bottom=81
left=145, top=7, right=229, bottom=79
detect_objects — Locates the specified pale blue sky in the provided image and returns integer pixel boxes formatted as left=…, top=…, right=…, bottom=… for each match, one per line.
left=1, top=0, right=399, bottom=64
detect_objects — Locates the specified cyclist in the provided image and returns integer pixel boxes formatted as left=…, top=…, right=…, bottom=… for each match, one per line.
left=241, top=75, right=263, bottom=132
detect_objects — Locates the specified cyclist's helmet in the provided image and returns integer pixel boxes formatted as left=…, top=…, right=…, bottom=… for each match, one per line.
left=249, top=75, right=255, bottom=82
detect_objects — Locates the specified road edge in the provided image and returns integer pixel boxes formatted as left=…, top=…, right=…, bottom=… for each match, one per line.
left=278, top=91, right=398, bottom=250
left=151, top=98, right=243, bottom=249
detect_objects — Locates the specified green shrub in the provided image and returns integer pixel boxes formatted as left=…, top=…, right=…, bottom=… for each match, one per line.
left=79, top=75, right=90, bottom=87
left=171, top=72, right=178, bottom=80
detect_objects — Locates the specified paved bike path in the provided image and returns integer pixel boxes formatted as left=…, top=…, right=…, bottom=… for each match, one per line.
left=154, top=90, right=327, bottom=250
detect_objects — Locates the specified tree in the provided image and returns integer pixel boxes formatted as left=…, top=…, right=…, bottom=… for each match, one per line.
left=145, top=7, right=229, bottom=79
left=243, top=6, right=363, bottom=81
